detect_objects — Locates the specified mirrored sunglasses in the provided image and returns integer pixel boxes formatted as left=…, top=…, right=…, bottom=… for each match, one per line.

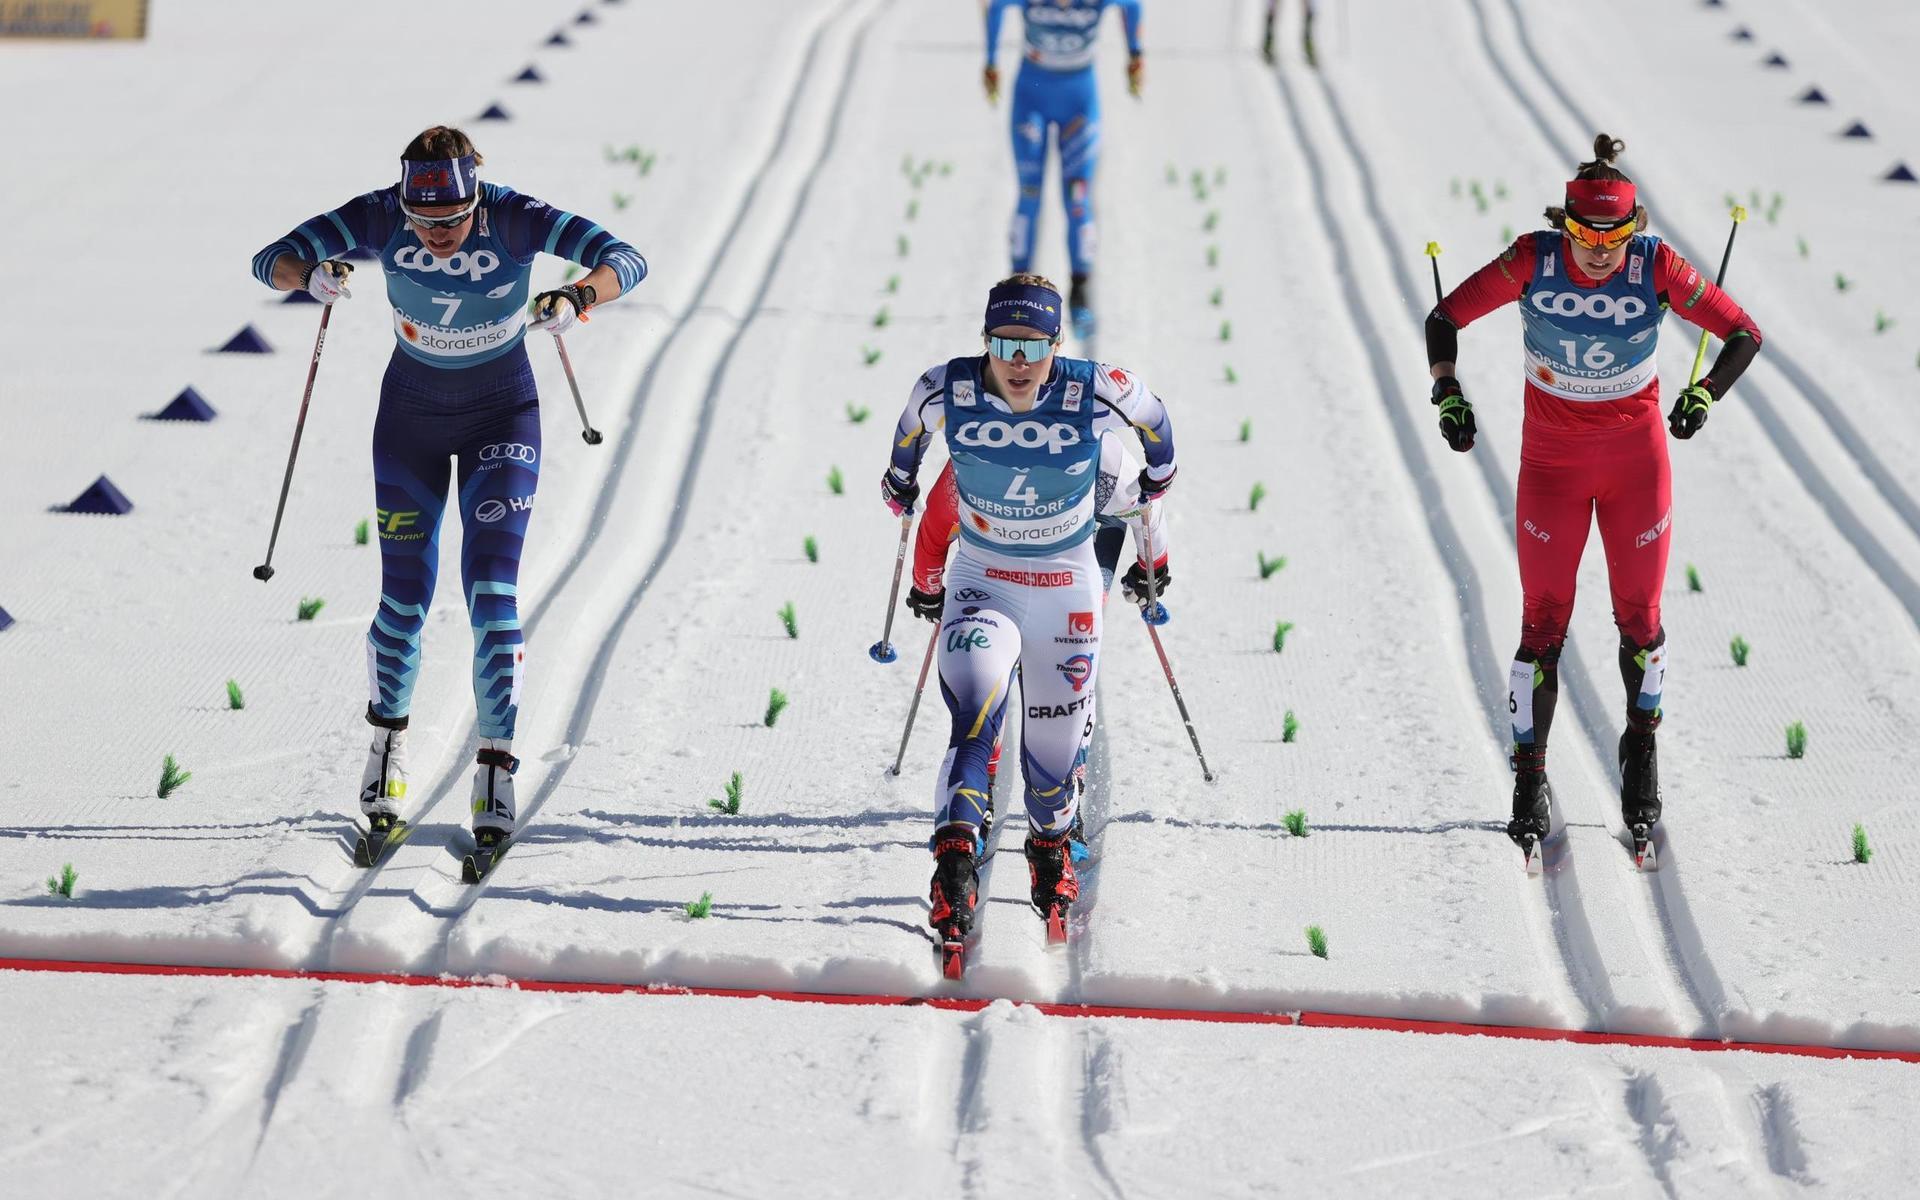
left=987, top=333, right=1055, bottom=361
left=1563, top=213, right=1635, bottom=252
left=401, top=196, right=480, bottom=230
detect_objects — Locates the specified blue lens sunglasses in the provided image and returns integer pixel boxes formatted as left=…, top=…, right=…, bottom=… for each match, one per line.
left=987, top=333, right=1056, bottom=361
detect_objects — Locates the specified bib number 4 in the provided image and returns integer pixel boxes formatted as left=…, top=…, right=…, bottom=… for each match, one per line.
left=1004, top=473, right=1038, bottom=505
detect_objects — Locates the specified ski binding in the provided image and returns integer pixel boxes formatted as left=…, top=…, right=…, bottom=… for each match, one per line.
left=353, top=816, right=410, bottom=868
left=462, top=830, right=510, bottom=883
left=1631, top=824, right=1659, bottom=871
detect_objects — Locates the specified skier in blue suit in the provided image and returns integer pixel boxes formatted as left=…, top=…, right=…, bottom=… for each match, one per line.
left=984, top=0, right=1145, bottom=343
left=251, top=125, right=646, bottom=867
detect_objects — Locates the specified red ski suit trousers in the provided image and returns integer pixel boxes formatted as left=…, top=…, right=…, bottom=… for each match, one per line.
left=1515, top=405, right=1671, bottom=650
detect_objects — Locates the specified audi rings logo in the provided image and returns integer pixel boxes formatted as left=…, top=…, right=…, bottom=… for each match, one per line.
left=479, top=442, right=537, bottom=464
left=474, top=500, right=508, bottom=523
left=1530, top=290, right=1647, bottom=326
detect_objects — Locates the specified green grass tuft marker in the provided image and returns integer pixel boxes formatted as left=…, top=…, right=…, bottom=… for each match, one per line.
left=804, top=536, right=818, bottom=564
left=1730, top=635, right=1750, bottom=667
left=873, top=306, right=890, bottom=328
left=1210, top=286, right=1223, bottom=307
left=1238, top=418, right=1251, bottom=443
left=1219, top=320, right=1232, bottom=342
left=226, top=679, right=245, bottom=710
left=685, top=891, right=714, bottom=919
left=827, top=466, right=844, bottom=496
left=1272, top=620, right=1295, bottom=653
left=1257, top=552, right=1286, bottom=580
left=846, top=403, right=871, bottom=424
left=297, top=597, right=325, bottom=621
left=709, top=772, right=744, bottom=816
left=1249, top=481, right=1267, bottom=511
left=157, top=754, right=191, bottom=799
left=1223, top=364, right=1237, bottom=384
left=1852, top=822, right=1872, bottom=864
left=1283, top=710, right=1299, bottom=743
left=765, top=688, right=789, bottom=727
left=46, top=863, right=77, bottom=899
left=1284, top=809, right=1308, bottom=837
left=779, top=602, right=798, bottom=639
left=1786, top=720, right=1808, bottom=759
left=354, top=519, right=369, bottom=546
left=1306, top=925, right=1327, bottom=959
left=1686, top=564, right=1702, bottom=593
left=862, top=346, right=883, bottom=366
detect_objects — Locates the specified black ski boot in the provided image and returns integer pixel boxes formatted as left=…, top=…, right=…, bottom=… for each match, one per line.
left=1508, top=745, right=1552, bottom=874
left=930, top=824, right=980, bottom=979
left=1619, top=710, right=1662, bottom=868
left=1025, top=828, right=1080, bottom=944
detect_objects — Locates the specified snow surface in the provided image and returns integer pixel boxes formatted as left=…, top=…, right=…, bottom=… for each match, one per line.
left=3, top=0, right=1920, bottom=1194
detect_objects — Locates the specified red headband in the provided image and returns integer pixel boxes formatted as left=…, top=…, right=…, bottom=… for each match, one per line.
left=1564, top=178, right=1637, bottom=225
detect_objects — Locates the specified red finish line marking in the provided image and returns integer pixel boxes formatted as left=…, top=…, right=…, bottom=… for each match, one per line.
left=4, top=956, right=1915, bottom=1064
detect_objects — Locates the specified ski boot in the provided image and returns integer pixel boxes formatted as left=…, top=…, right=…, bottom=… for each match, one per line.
left=1619, top=710, right=1662, bottom=870
left=354, top=706, right=412, bottom=866
left=1507, top=744, right=1552, bottom=875
left=1069, top=273, right=1096, bottom=346
left=1026, top=828, right=1080, bottom=945
left=930, top=824, right=981, bottom=980
left=462, top=739, right=518, bottom=883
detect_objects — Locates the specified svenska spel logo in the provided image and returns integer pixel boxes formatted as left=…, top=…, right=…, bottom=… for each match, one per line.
left=1067, top=611, right=1095, bottom=636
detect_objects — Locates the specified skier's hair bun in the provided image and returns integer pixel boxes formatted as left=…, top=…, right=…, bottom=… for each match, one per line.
left=1543, top=132, right=1641, bottom=228
left=402, top=125, right=485, bottom=168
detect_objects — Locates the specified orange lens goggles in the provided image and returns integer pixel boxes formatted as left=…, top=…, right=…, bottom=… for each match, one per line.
left=1563, top=213, right=1635, bottom=252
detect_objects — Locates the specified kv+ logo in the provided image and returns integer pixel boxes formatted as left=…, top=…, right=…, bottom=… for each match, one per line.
left=395, top=245, right=500, bottom=281
left=1530, top=290, right=1647, bottom=326
left=955, top=420, right=1080, bottom=455
left=479, top=442, right=537, bottom=464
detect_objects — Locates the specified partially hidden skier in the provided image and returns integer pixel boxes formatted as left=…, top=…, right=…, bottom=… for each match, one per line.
left=250, top=125, right=647, bottom=875
left=1424, top=133, right=1763, bottom=869
left=903, top=430, right=1172, bottom=852
left=882, top=274, right=1175, bottom=967
left=984, top=0, right=1144, bottom=343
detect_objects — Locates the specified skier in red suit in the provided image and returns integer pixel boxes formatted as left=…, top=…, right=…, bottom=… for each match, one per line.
left=1424, top=133, right=1763, bottom=862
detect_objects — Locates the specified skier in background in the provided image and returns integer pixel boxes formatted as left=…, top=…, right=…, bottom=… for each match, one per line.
left=1261, top=0, right=1317, bottom=68
left=1423, top=134, right=1763, bottom=868
left=983, top=0, right=1144, bottom=344
left=904, top=430, right=1172, bottom=854
left=882, top=274, right=1175, bottom=961
left=251, top=126, right=646, bottom=873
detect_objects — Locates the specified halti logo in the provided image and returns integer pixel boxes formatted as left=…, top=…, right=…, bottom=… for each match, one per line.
left=954, top=420, right=1081, bottom=454
left=394, top=245, right=500, bottom=281
left=1531, top=290, right=1647, bottom=325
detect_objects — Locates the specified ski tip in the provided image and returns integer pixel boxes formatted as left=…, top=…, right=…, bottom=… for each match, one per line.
left=352, top=838, right=373, bottom=869
left=1519, top=835, right=1544, bottom=876
left=1045, top=904, right=1070, bottom=946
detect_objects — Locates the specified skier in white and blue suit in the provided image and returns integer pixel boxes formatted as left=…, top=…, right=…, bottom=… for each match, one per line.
left=984, top=0, right=1144, bottom=340
left=251, top=126, right=646, bottom=854
left=882, top=274, right=1175, bottom=939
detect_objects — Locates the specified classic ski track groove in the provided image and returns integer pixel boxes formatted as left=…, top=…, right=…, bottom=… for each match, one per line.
left=1261, top=56, right=1624, bottom=1033
left=295, top=0, right=873, bottom=965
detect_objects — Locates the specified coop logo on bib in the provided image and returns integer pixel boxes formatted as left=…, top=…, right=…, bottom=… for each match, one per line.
left=1530, top=290, right=1647, bottom=326
left=955, top=420, right=1080, bottom=454
left=394, top=245, right=501, bottom=282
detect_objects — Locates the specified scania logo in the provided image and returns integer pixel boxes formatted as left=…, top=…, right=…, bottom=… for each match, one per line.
left=479, top=442, right=537, bottom=464
left=955, top=420, right=1081, bottom=454
left=394, top=245, right=501, bottom=281
left=1531, top=290, right=1647, bottom=325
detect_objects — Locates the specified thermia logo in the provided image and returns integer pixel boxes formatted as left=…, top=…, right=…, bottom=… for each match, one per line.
left=955, top=420, right=1081, bottom=454
left=394, top=245, right=501, bottom=281
left=1530, top=291, right=1647, bottom=326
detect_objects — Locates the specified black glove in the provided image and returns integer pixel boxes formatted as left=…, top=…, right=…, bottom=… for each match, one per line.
left=1668, top=380, right=1715, bottom=440
left=905, top=586, right=944, bottom=623
left=1138, top=466, right=1175, bottom=502
left=1431, top=375, right=1476, bottom=452
left=880, top=470, right=919, bottom=516
left=1121, top=560, right=1171, bottom=608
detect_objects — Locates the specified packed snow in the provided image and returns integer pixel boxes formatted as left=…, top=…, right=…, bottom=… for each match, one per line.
left=3, top=0, right=1918, bottom=1194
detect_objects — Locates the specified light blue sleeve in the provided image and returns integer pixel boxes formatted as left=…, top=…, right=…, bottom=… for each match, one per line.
left=1114, top=0, right=1144, bottom=55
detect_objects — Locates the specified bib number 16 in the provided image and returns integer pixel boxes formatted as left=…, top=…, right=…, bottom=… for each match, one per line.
left=1558, top=339, right=1615, bottom=371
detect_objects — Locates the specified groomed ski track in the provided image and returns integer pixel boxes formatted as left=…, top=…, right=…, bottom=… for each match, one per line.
left=8, top=0, right=1920, bottom=1193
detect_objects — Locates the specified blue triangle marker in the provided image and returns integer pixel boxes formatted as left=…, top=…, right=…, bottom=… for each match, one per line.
left=282, top=287, right=320, bottom=304
left=478, top=102, right=510, bottom=121
left=1703, top=0, right=1723, bottom=6
left=545, top=30, right=569, bottom=46
left=216, top=325, right=272, bottom=353
left=574, top=9, right=596, bottom=23
left=65, top=475, right=133, bottom=515
left=1843, top=121, right=1873, bottom=139
left=1764, top=51, right=1789, bottom=67
left=1730, top=26, right=1753, bottom=40
left=0, top=605, right=14, bottom=632
left=1887, top=163, right=1919, bottom=183
left=148, top=387, right=216, bottom=422
left=513, top=64, right=543, bottom=82
left=1798, top=86, right=1828, bottom=104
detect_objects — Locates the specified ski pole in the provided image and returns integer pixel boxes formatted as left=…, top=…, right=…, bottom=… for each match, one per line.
left=1688, top=205, right=1748, bottom=386
left=1134, top=513, right=1215, bottom=783
left=1425, top=240, right=1444, bottom=304
left=252, top=304, right=333, bottom=582
left=868, top=513, right=913, bottom=663
left=889, top=630, right=939, bottom=775
left=552, top=333, right=604, bottom=445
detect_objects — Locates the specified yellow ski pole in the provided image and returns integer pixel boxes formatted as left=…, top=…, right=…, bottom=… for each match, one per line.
left=1689, top=205, right=1748, bottom=385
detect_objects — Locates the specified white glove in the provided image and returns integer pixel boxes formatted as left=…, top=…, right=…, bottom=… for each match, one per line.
left=304, top=259, right=353, bottom=304
left=530, top=283, right=595, bottom=335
